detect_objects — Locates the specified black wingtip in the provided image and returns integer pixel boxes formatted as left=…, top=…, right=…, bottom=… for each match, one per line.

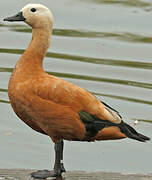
left=119, top=121, right=150, bottom=142
left=138, top=133, right=150, bottom=141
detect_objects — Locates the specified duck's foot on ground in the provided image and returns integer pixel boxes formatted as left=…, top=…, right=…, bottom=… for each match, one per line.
left=31, top=169, right=64, bottom=179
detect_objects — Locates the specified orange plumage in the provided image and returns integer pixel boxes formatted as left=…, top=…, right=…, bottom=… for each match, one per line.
left=4, top=3, right=150, bottom=178
left=8, top=25, right=125, bottom=142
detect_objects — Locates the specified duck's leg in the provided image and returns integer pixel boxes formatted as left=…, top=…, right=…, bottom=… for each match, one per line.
left=31, top=140, right=65, bottom=179
left=54, top=140, right=66, bottom=175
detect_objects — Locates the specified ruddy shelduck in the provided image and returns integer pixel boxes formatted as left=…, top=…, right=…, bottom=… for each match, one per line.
left=4, top=4, right=150, bottom=179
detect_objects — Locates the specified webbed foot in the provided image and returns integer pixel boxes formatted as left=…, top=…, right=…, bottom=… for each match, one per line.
left=31, top=169, right=63, bottom=179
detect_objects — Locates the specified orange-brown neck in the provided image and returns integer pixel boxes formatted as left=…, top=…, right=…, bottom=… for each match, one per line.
left=14, top=27, right=52, bottom=77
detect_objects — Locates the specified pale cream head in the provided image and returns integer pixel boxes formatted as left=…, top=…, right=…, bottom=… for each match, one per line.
left=21, top=4, right=54, bottom=29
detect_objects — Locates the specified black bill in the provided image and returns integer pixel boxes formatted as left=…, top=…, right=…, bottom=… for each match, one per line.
left=4, top=12, right=25, bottom=22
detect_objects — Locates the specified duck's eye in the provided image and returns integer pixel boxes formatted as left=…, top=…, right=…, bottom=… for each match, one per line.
left=31, top=8, right=36, bottom=12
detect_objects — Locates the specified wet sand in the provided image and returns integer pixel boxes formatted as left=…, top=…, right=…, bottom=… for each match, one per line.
left=0, top=169, right=151, bottom=180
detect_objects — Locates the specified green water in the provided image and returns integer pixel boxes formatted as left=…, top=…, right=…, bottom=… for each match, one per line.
left=0, top=0, right=152, bottom=174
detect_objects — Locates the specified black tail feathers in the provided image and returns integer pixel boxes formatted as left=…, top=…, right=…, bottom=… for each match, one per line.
left=118, top=121, right=150, bottom=142
left=78, top=110, right=150, bottom=142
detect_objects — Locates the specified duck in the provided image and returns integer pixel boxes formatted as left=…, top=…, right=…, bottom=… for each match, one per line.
left=4, top=4, right=150, bottom=179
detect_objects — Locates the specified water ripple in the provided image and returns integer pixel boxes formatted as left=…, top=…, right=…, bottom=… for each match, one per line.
left=0, top=48, right=152, bottom=70
left=0, top=66, right=151, bottom=89
left=78, top=0, right=152, bottom=8
left=0, top=88, right=152, bottom=105
left=93, top=92, right=152, bottom=105
left=134, top=119, right=152, bottom=124
left=1, top=24, right=152, bottom=44
left=0, top=99, right=9, bottom=104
